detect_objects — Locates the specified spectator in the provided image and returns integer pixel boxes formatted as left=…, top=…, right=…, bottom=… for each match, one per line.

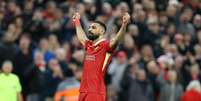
left=26, top=50, right=48, bottom=101
left=146, top=60, right=161, bottom=100
left=55, top=48, right=68, bottom=72
left=38, top=37, right=55, bottom=63
left=120, top=59, right=140, bottom=101
left=54, top=65, right=80, bottom=101
left=159, top=69, right=183, bottom=101
left=108, top=51, right=128, bottom=96
left=184, top=64, right=201, bottom=87
left=14, top=34, right=34, bottom=98
left=0, top=32, right=18, bottom=64
left=178, top=7, right=195, bottom=36
left=0, top=60, right=23, bottom=101
left=181, top=80, right=201, bottom=101
left=128, top=69, right=154, bottom=101
left=43, top=58, right=63, bottom=100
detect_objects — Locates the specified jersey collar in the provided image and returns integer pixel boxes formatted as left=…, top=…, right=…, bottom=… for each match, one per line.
left=94, top=38, right=106, bottom=46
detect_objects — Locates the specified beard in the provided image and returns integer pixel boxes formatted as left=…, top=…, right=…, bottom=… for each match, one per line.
left=87, top=31, right=99, bottom=41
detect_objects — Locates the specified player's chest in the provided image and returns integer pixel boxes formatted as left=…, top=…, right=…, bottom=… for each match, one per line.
left=0, top=77, right=17, bottom=91
left=86, top=44, right=104, bottom=54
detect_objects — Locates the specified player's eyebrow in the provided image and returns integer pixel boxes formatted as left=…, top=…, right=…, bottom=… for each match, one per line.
left=89, top=25, right=97, bottom=29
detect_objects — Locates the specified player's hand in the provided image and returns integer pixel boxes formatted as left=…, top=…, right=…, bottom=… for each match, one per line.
left=72, top=12, right=80, bottom=21
left=122, top=12, right=130, bottom=25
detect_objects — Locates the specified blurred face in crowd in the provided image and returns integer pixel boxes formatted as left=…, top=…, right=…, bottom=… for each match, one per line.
left=55, top=9, right=63, bottom=19
left=137, top=69, right=146, bottom=81
left=24, top=1, right=34, bottom=11
left=49, top=34, right=59, bottom=45
left=133, top=3, right=143, bottom=13
left=118, top=2, right=129, bottom=12
left=84, top=0, right=94, bottom=11
left=180, top=8, right=193, bottom=23
left=39, top=38, right=49, bottom=51
left=130, top=63, right=139, bottom=77
left=142, top=0, right=155, bottom=11
left=62, top=42, right=70, bottom=52
left=174, top=34, right=184, bottom=45
left=165, top=44, right=178, bottom=56
left=87, top=22, right=106, bottom=41
left=174, top=55, right=184, bottom=70
left=123, top=34, right=134, bottom=49
left=193, top=14, right=201, bottom=28
left=1, top=61, right=13, bottom=74
left=48, top=59, right=59, bottom=70
left=190, top=64, right=200, bottom=76
left=132, top=3, right=145, bottom=22
left=19, top=34, right=31, bottom=50
left=116, top=51, right=127, bottom=64
left=167, top=23, right=176, bottom=35
left=55, top=48, right=66, bottom=61
left=102, top=3, right=112, bottom=15
left=184, top=34, right=192, bottom=44
left=33, top=10, right=43, bottom=20
left=136, top=10, right=146, bottom=22
left=34, top=51, right=45, bottom=65
left=0, top=11, right=4, bottom=20
left=128, top=24, right=139, bottom=36
left=160, top=35, right=170, bottom=48
left=8, top=1, right=17, bottom=12
left=15, top=17, right=23, bottom=28
left=76, top=3, right=85, bottom=16
left=168, top=70, right=177, bottom=84
left=46, top=1, right=56, bottom=14
left=142, top=45, right=153, bottom=57
left=147, top=21, right=160, bottom=34
left=8, top=23, right=16, bottom=33
left=147, top=61, right=160, bottom=75
left=71, top=35, right=81, bottom=47
left=194, top=44, right=201, bottom=56
left=3, top=32, right=14, bottom=43
left=74, top=67, right=82, bottom=81
left=166, top=5, right=177, bottom=17
left=197, top=30, right=201, bottom=43
left=159, top=13, right=168, bottom=25
left=72, top=50, right=84, bottom=63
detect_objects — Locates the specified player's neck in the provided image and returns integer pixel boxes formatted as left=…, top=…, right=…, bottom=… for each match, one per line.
left=93, top=35, right=104, bottom=44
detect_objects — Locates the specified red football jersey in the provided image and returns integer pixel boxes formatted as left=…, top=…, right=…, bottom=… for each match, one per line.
left=79, top=39, right=114, bottom=94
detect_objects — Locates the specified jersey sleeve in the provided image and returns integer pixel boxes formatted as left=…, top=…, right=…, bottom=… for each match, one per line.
left=104, top=40, right=115, bottom=53
left=15, top=75, right=22, bottom=92
left=84, top=40, right=91, bottom=50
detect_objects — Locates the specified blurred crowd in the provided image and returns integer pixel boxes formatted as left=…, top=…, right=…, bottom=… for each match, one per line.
left=0, top=0, right=201, bottom=101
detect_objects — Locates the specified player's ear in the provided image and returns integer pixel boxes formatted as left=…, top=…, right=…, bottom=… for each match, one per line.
left=101, top=28, right=105, bottom=34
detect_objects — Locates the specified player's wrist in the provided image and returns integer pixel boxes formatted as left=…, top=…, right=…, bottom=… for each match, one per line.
left=73, top=19, right=81, bottom=26
left=121, top=23, right=127, bottom=27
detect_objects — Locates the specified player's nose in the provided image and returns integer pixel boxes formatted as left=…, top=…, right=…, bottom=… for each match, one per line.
left=88, top=28, right=92, bottom=32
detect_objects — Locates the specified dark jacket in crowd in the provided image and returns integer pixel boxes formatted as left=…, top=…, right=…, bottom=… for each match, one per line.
left=0, top=42, right=18, bottom=65
left=13, top=48, right=33, bottom=96
left=128, top=79, right=154, bottom=101
left=159, top=83, right=183, bottom=101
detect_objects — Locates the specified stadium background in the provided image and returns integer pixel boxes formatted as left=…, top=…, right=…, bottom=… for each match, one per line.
left=0, top=0, right=201, bottom=101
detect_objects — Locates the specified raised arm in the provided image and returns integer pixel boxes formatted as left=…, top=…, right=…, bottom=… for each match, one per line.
left=72, top=13, right=88, bottom=45
left=109, top=12, right=130, bottom=48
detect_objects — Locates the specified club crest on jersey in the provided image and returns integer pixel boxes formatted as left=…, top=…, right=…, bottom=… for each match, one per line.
left=85, top=55, right=95, bottom=61
left=94, top=45, right=99, bottom=51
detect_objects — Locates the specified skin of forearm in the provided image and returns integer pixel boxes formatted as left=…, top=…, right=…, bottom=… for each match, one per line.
left=110, top=24, right=126, bottom=48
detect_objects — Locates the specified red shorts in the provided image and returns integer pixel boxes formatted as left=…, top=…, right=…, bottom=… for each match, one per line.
left=78, top=92, right=105, bottom=101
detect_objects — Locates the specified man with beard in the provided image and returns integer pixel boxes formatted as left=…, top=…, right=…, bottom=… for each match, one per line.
left=72, top=12, right=130, bottom=101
